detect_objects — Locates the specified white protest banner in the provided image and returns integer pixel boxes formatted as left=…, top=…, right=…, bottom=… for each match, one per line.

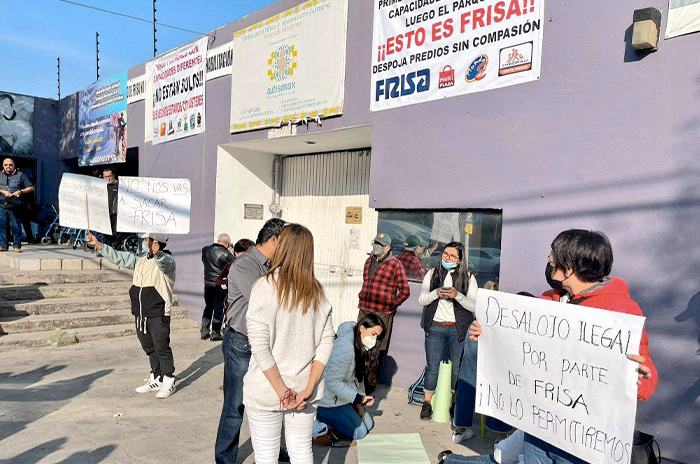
left=475, top=290, right=645, bottom=464
left=117, top=176, right=191, bottom=234
left=666, top=0, right=700, bottom=39
left=58, top=173, right=112, bottom=235
left=229, top=0, right=348, bottom=133
left=147, top=37, right=207, bottom=144
left=371, top=0, right=545, bottom=112
left=206, top=42, right=234, bottom=81
left=431, top=212, right=460, bottom=243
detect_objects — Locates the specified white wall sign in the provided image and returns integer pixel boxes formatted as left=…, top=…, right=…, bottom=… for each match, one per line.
left=371, top=0, right=545, bottom=112
left=475, top=290, right=644, bottom=464
left=127, top=74, right=147, bottom=104
left=206, top=42, right=234, bottom=81
left=146, top=37, right=207, bottom=144
left=117, top=176, right=192, bottom=234
left=58, top=173, right=112, bottom=235
left=666, top=0, right=700, bottom=39
left=229, top=0, right=348, bottom=133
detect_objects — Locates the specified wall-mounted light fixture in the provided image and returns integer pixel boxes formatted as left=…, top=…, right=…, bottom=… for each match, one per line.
left=632, top=7, right=662, bottom=51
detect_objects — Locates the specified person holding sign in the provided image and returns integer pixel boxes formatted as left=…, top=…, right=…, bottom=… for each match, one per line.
left=462, top=229, right=658, bottom=464
left=418, top=242, right=478, bottom=423
left=87, top=231, right=178, bottom=400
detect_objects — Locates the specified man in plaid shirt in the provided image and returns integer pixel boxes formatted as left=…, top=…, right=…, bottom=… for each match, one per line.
left=396, top=235, right=428, bottom=280
left=357, top=232, right=410, bottom=392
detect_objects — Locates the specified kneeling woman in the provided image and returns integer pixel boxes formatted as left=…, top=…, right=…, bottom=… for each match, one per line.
left=418, top=242, right=477, bottom=421
left=316, top=314, right=386, bottom=441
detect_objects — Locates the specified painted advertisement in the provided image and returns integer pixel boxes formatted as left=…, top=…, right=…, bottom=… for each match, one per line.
left=0, top=93, right=34, bottom=155
left=78, top=72, right=128, bottom=166
left=229, top=0, right=348, bottom=133
left=371, top=0, right=545, bottom=112
left=146, top=37, right=207, bottom=145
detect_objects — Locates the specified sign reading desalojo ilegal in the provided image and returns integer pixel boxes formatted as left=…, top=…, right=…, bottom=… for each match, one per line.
left=117, top=176, right=191, bottom=234
left=371, top=0, right=545, bottom=111
left=58, top=173, right=112, bottom=235
left=475, top=290, right=644, bottom=464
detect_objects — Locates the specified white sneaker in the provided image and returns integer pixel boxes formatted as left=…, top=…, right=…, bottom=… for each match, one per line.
left=452, top=428, right=474, bottom=443
left=135, top=374, right=161, bottom=393
left=156, top=375, right=176, bottom=399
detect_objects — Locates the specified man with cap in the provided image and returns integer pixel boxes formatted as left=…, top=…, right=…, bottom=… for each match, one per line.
left=86, top=231, right=178, bottom=399
left=357, top=232, right=410, bottom=392
left=397, top=235, right=428, bottom=280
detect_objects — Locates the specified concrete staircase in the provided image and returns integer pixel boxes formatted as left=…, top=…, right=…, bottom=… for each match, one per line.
left=0, top=262, right=196, bottom=351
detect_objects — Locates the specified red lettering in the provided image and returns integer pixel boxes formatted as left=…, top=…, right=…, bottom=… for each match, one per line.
left=443, top=18, right=454, bottom=38
left=474, top=8, right=485, bottom=28
left=506, top=0, right=522, bottom=19
left=460, top=11, right=471, bottom=33
left=395, top=35, right=404, bottom=52
left=405, top=29, right=416, bottom=48
left=415, top=27, right=426, bottom=46
left=494, top=2, right=506, bottom=22
left=432, top=21, right=443, bottom=41
left=387, top=36, right=396, bottom=55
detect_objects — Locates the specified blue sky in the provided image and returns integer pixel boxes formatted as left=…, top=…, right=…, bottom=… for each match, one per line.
left=0, top=0, right=276, bottom=99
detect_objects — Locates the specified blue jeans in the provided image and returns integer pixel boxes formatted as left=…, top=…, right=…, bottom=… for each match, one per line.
left=317, top=404, right=374, bottom=440
left=523, top=433, right=586, bottom=464
left=0, top=207, right=22, bottom=249
left=215, top=330, right=251, bottom=464
left=453, top=336, right=512, bottom=433
left=424, top=324, right=463, bottom=393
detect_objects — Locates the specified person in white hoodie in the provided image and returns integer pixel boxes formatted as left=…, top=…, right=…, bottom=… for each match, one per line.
left=243, top=223, right=335, bottom=464
left=315, top=314, right=386, bottom=443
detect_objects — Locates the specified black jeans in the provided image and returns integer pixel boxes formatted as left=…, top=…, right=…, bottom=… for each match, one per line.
left=202, top=285, right=226, bottom=336
left=135, top=316, right=174, bottom=378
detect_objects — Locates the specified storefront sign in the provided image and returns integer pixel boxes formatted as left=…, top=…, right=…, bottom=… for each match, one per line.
left=146, top=37, right=207, bottom=145
left=127, top=74, right=147, bottom=104
left=78, top=72, right=128, bottom=166
left=244, top=203, right=264, bottom=220
left=58, top=173, right=112, bottom=235
left=475, top=290, right=644, bottom=464
left=371, top=0, right=545, bottom=112
left=666, top=0, right=700, bottom=38
left=117, top=176, right=191, bottom=234
left=0, top=93, right=34, bottom=155
left=345, top=207, right=363, bottom=224
left=229, top=0, right=348, bottom=133
left=206, top=42, right=234, bottom=80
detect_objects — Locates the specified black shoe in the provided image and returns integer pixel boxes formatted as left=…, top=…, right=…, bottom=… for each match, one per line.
left=200, top=331, right=210, bottom=340
left=210, top=332, right=223, bottom=341
left=437, top=450, right=453, bottom=463
left=278, top=448, right=290, bottom=462
left=420, top=402, right=432, bottom=421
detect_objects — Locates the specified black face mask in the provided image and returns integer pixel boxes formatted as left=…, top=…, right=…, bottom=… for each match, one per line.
left=545, top=262, right=565, bottom=292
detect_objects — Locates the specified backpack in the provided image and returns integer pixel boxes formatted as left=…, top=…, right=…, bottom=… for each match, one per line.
left=407, top=367, right=427, bottom=405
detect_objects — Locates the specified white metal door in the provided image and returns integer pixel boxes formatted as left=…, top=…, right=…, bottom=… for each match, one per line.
left=280, top=150, right=377, bottom=327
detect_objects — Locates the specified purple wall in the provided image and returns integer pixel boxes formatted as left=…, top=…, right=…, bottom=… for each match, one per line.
left=50, top=0, right=699, bottom=459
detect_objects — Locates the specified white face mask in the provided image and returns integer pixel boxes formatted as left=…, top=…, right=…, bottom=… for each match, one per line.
left=362, top=335, right=377, bottom=350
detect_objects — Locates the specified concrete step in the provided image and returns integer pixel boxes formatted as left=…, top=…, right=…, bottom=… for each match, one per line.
left=0, top=316, right=198, bottom=350
left=0, top=269, right=133, bottom=286
left=0, top=294, right=131, bottom=317
left=0, top=308, right=190, bottom=334
left=0, top=281, right=133, bottom=301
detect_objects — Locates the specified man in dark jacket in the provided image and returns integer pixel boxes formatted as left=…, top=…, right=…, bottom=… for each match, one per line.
left=0, top=157, right=34, bottom=252
left=201, top=233, right=234, bottom=341
left=102, top=167, right=119, bottom=246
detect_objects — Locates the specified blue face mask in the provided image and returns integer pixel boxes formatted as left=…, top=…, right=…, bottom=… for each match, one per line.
left=441, top=260, right=458, bottom=270
left=141, top=240, right=150, bottom=253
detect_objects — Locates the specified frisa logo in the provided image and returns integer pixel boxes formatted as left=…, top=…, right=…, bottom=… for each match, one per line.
left=375, top=69, right=430, bottom=102
left=439, top=65, right=455, bottom=89
left=465, top=54, right=488, bottom=83
left=268, top=44, right=298, bottom=82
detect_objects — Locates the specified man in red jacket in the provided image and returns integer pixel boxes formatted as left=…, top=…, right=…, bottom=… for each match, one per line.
left=462, top=229, right=657, bottom=464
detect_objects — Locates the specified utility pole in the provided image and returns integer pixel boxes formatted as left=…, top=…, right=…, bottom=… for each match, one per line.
left=153, top=0, right=157, bottom=57
left=57, top=57, right=61, bottom=100
left=96, top=31, right=100, bottom=80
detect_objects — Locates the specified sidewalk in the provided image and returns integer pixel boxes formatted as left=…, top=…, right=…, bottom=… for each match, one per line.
left=0, top=328, right=494, bottom=463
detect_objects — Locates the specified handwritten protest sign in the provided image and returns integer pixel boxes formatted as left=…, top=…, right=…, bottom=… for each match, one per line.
left=58, top=174, right=112, bottom=235
left=117, top=176, right=191, bottom=234
left=475, top=290, right=644, bottom=464
left=431, top=212, right=460, bottom=243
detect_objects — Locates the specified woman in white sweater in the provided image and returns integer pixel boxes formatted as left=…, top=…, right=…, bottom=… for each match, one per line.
left=418, top=241, right=478, bottom=425
left=244, top=223, right=335, bottom=464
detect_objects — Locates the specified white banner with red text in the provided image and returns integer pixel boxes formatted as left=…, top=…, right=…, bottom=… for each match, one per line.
left=371, top=0, right=545, bottom=111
